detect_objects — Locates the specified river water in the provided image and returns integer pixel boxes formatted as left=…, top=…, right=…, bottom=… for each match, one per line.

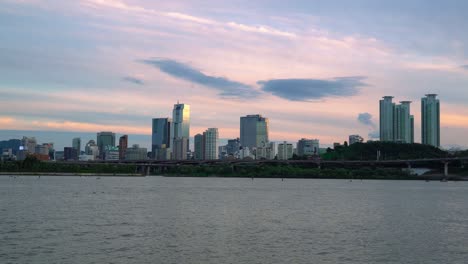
left=1, top=176, right=468, bottom=264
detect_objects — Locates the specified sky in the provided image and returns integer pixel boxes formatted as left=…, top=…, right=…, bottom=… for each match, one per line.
left=1, top=0, right=468, bottom=148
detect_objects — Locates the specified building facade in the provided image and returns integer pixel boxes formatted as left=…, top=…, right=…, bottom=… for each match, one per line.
left=173, top=137, right=189, bottom=160
left=194, top=134, right=204, bottom=160
left=297, top=138, right=320, bottom=156
left=72, top=137, right=81, bottom=154
left=97, top=132, right=115, bottom=159
left=152, top=118, right=172, bottom=160
left=421, top=94, right=440, bottom=147
left=171, top=103, right=190, bottom=159
left=203, top=128, right=218, bottom=160
left=119, top=135, right=128, bottom=160
left=379, top=96, right=395, bottom=142
left=278, top=142, right=293, bottom=160
left=240, top=114, right=269, bottom=149
left=125, top=144, right=148, bottom=160
left=394, top=101, right=414, bottom=143
left=379, top=96, right=414, bottom=143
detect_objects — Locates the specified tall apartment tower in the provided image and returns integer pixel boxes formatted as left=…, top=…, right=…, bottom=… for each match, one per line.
left=379, top=97, right=414, bottom=143
left=203, top=128, right=219, bottom=160
left=152, top=118, right=172, bottom=160
left=394, top=101, right=414, bottom=143
left=421, top=94, right=440, bottom=147
left=240, top=114, right=269, bottom=149
left=119, top=135, right=128, bottom=160
left=171, top=103, right=190, bottom=160
left=379, top=96, right=395, bottom=142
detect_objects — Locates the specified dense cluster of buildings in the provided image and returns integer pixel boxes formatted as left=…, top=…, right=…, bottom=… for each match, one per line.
left=379, top=94, right=440, bottom=147
left=150, top=105, right=320, bottom=161
left=0, top=95, right=443, bottom=162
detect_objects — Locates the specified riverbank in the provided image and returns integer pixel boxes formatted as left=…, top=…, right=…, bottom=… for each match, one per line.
left=0, top=172, right=144, bottom=177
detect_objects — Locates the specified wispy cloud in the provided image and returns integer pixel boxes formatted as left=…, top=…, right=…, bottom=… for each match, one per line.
left=122, top=76, right=144, bottom=85
left=227, top=22, right=296, bottom=38
left=357, top=112, right=379, bottom=139
left=142, top=58, right=259, bottom=99
left=258, top=77, right=366, bottom=101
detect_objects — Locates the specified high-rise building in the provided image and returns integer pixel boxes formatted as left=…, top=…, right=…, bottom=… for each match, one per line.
left=380, top=96, right=395, bottom=142
left=97, top=132, right=115, bottom=159
left=103, top=146, right=119, bottom=161
left=152, top=118, right=172, bottom=160
left=173, top=137, right=189, bottom=160
left=379, top=97, right=414, bottom=143
left=277, top=141, right=293, bottom=160
left=394, top=101, right=414, bottom=143
left=240, top=114, right=269, bottom=149
left=171, top=103, right=190, bottom=159
left=194, top=134, right=204, bottom=160
left=349, top=135, right=364, bottom=145
left=421, top=94, right=440, bottom=147
left=297, top=138, right=320, bottom=156
left=72, top=137, right=81, bottom=155
left=203, top=128, right=218, bottom=160
left=119, top=135, right=128, bottom=160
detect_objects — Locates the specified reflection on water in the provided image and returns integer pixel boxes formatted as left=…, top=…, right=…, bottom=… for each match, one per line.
left=1, top=176, right=468, bottom=264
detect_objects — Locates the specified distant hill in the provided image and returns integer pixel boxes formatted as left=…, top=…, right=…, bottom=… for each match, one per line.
left=321, top=142, right=448, bottom=160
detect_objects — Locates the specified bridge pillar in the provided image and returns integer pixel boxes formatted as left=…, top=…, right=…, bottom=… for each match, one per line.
left=146, top=166, right=151, bottom=176
left=317, top=163, right=321, bottom=170
left=461, top=162, right=465, bottom=169
left=407, top=163, right=412, bottom=170
left=444, top=162, right=449, bottom=177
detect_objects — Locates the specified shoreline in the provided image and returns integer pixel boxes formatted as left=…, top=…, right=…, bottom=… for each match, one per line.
left=0, top=172, right=144, bottom=177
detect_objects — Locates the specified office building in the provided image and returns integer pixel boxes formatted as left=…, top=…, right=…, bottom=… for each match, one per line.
left=152, top=118, right=172, bottom=160
left=240, top=114, right=269, bottom=149
left=203, top=128, right=218, bottom=160
left=278, top=141, right=293, bottom=160
left=171, top=103, right=190, bottom=159
left=119, top=135, right=128, bottom=160
left=297, top=138, right=320, bottom=156
left=125, top=144, right=148, bottom=160
left=194, top=134, right=204, bottom=160
left=421, top=94, right=440, bottom=147
left=72, top=137, right=81, bottom=155
left=349, top=135, right=364, bottom=145
left=97, top=132, right=115, bottom=159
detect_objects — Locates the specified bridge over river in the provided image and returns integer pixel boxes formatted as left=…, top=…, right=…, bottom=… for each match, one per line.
left=51, top=157, right=468, bottom=177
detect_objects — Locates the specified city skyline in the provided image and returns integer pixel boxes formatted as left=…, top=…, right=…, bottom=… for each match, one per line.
left=2, top=1, right=468, bottom=147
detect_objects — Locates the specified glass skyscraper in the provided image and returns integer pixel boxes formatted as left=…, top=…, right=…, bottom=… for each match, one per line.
left=152, top=118, right=172, bottom=159
left=421, top=94, right=440, bottom=147
left=171, top=103, right=190, bottom=160
left=97, top=132, right=115, bottom=159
